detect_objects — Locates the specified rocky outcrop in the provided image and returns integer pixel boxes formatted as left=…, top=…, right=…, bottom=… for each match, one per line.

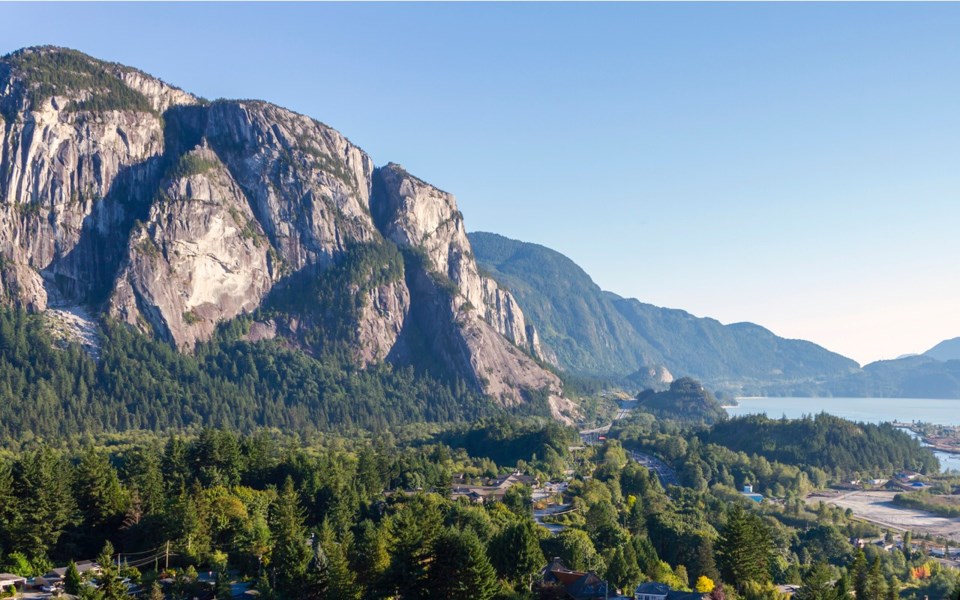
left=109, top=146, right=275, bottom=349
left=355, top=276, right=411, bottom=366
left=374, top=164, right=571, bottom=416
left=481, top=276, right=547, bottom=360
left=205, top=101, right=377, bottom=272
left=0, top=258, right=46, bottom=311
left=0, top=46, right=196, bottom=306
left=374, top=163, right=546, bottom=358
left=375, top=164, right=484, bottom=305
left=0, top=46, right=573, bottom=418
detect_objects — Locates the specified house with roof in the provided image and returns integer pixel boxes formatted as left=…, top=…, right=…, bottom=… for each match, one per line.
left=741, top=484, right=763, bottom=503
left=635, top=582, right=671, bottom=600
left=538, top=557, right=615, bottom=600
left=0, top=573, right=26, bottom=593
left=634, top=581, right=706, bottom=600
left=35, top=560, right=101, bottom=588
left=451, top=471, right=540, bottom=504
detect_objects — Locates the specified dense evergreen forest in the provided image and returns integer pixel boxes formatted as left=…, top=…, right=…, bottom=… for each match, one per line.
left=614, top=412, right=939, bottom=499
left=0, top=421, right=956, bottom=600
left=0, top=308, right=495, bottom=442
left=701, top=414, right=940, bottom=477
left=0, top=294, right=953, bottom=600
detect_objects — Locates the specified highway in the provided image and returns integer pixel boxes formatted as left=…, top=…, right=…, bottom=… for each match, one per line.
left=579, top=400, right=681, bottom=488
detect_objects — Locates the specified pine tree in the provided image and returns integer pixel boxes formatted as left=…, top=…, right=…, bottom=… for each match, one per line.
left=544, top=528, right=604, bottom=574
left=123, top=446, right=165, bottom=514
left=886, top=576, right=900, bottom=600
left=489, top=519, right=545, bottom=591
left=606, top=546, right=643, bottom=595
left=256, top=573, right=279, bottom=600
left=349, top=519, right=389, bottom=597
left=97, top=541, right=132, bottom=600
left=852, top=549, right=868, bottom=599
left=148, top=581, right=164, bottom=600
left=863, top=557, right=886, bottom=600
left=269, top=477, right=311, bottom=597
left=162, top=436, right=190, bottom=495
left=386, top=497, right=443, bottom=599
left=793, top=563, right=836, bottom=600
left=75, top=447, right=127, bottom=533
left=303, top=541, right=330, bottom=600
left=13, top=446, right=75, bottom=557
left=323, top=532, right=360, bottom=600
left=0, top=461, right=16, bottom=553
left=64, top=560, right=83, bottom=595
left=427, top=527, right=498, bottom=600
left=834, top=572, right=850, bottom=600
left=716, top=504, right=773, bottom=589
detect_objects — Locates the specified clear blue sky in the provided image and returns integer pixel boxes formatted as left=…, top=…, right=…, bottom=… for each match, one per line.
left=2, top=2, right=959, bottom=365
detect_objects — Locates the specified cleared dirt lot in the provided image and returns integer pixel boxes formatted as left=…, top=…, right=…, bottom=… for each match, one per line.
left=811, top=491, right=960, bottom=543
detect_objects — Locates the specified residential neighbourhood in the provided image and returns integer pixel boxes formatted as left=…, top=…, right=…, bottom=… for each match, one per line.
left=451, top=471, right=540, bottom=504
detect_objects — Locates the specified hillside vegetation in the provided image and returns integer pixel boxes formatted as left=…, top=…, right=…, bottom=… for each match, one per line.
left=700, top=414, right=939, bottom=476
left=0, top=308, right=492, bottom=442
left=469, top=232, right=858, bottom=392
left=635, top=377, right=728, bottom=425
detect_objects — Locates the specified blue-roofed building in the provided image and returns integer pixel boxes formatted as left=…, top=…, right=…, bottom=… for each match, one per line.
left=741, top=483, right=764, bottom=503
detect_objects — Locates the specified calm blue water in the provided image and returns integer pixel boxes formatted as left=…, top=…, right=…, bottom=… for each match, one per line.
left=725, top=397, right=960, bottom=473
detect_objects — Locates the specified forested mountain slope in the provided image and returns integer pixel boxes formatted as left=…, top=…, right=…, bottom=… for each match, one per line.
left=470, top=231, right=858, bottom=393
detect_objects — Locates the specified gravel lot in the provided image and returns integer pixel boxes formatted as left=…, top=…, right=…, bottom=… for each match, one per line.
left=812, top=490, right=960, bottom=543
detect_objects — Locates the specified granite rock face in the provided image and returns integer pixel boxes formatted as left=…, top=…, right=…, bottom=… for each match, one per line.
left=203, top=100, right=378, bottom=272
left=374, top=164, right=572, bottom=420
left=109, top=145, right=275, bottom=349
left=0, top=46, right=570, bottom=415
left=375, top=164, right=544, bottom=357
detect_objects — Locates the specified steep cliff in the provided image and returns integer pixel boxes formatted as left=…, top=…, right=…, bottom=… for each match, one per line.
left=374, top=164, right=573, bottom=420
left=0, top=46, right=566, bottom=415
left=374, top=163, right=545, bottom=359
left=0, top=47, right=196, bottom=309
left=109, top=145, right=276, bottom=349
left=203, top=100, right=378, bottom=271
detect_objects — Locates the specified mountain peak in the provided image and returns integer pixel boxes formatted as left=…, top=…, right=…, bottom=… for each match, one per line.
left=1, top=45, right=195, bottom=115
left=924, top=337, right=960, bottom=362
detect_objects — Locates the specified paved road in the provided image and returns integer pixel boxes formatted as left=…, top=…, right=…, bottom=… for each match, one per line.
left=535, top=503, right=575, bottom=534
left=628, top=449, right=681, bottom=487
left=579, top=400, right=681, bottom=487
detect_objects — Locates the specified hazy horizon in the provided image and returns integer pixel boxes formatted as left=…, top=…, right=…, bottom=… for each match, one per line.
left=2, top=2, right=957, bottom=365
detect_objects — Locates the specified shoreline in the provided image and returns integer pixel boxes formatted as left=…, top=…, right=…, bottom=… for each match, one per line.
left=892, top=422, right=960, bottom=455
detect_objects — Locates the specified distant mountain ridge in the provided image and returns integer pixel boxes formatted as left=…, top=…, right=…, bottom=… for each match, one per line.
left=471, top=232, right=960, bottom=399
left=469, top=232, right=859, bottom=394
left=924, top=337, right=960, bottom=361
left=819, top=355, right=960, bottom=399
